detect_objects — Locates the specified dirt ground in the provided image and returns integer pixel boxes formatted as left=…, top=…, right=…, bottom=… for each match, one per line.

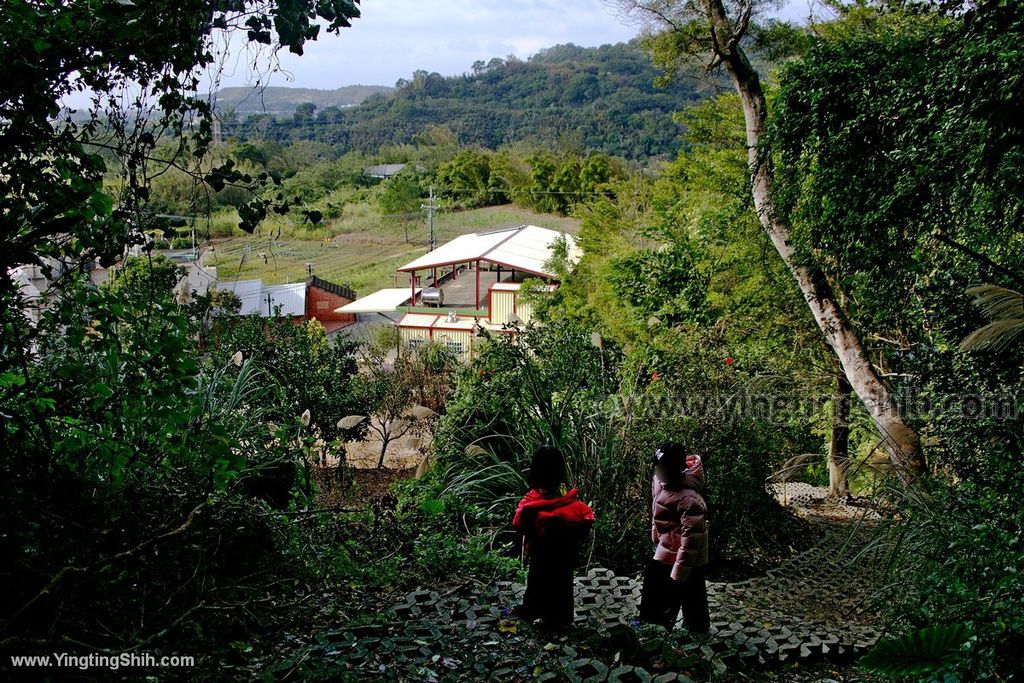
left=342, top=432, right=427, bottom=469
left=310, top=420, right=432, bottom=507
left=312, top=465, right=417, bottom=508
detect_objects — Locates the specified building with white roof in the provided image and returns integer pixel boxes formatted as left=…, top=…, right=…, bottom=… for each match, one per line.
left=335, top=225, right=580, bottom=359
left=214, top=276, right=356, bottom=333
left=215, top=280, right=310, bottom=318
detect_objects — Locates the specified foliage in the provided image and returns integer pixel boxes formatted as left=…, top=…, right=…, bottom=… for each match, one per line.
left=205, top=316, right=364, bottom=444
left=435, top=148, right=498, bottom=209
left=607, top=244, right=711, bottom=326
left=223, top=41, right=703, bottom=160
left=770, top=2, right=1024, bottom=678
left=354, top=340, right=457, bottom=468
left=102, top=253, right=186, bottom=308
left=426, top=318, right=804, bottom=574
left=860, top=623, right=974, bottom=679
left=959, top=285, right=1024, bottom=353
left=0, top=277, right=328, bottom=653
left=376, top=169, right=425, bottom=215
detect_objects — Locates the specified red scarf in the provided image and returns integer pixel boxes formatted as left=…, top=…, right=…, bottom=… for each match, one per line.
left=512, top=488, right=595, bottom=538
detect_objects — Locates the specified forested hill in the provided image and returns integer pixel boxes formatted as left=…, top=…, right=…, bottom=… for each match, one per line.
left=219, top=42, right=708, bottom=159
left=213, top=84, right=394, bottom=114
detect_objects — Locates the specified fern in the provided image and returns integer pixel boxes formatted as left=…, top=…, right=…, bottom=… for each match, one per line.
left=859, top=623, right=973, bottom=678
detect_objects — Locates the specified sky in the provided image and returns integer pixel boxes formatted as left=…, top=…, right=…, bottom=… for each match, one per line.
left=210, top=0, right=815, bottom=92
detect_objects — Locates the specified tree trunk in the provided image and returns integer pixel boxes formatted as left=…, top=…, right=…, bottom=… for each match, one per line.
left=703, top=0, right=923, bottom=481
left=828, top=370, right=851, bottom=498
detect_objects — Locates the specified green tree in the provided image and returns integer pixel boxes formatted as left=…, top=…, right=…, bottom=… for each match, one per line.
left=293, top=101, right=317, bottom=124
left=103, top=254, right=185, bottom=308
left=435, top=148, right=496, bottom=208
left=526, top=150, right=560, bottom=214
left=0, top=2, right=363, bottom=654
left=607, top=245, right=710, bottom=326
left=206, top=316, right=364, bottom=444
left=765, top=4, right=1024, bottom=677
left=378, top=170, right=424, bottom=215
left=621, top=0, right=924, bottom=478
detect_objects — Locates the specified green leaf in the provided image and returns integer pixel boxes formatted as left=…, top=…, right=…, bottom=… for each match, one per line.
left=0, top=372, right=27, bottom=389
left=419, top=498, right=445, bottom=516
left=89, top=190, right=114, bottom=217
left=859, top=624, right=973, bottom=677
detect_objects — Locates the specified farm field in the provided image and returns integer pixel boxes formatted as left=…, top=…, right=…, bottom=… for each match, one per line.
left=202, top=203, right=580, bottom=293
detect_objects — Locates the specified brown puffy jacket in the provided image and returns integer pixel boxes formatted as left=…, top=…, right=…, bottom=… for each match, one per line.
left=651, top=454, right=709, bottom=582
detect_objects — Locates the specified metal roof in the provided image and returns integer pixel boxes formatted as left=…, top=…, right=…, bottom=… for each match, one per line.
left=485, top=225, right=580, bottom=277
left=174, top=263, right=218, bottom=300
left=216, top=279, right=305, bottom=317
left=397, top=225, right=580, bottom=278
left=335, top=287, right=420, bottom=314
left=490, top=281, right=559, bottom=293
left=8, top=266, right=44, bottom=301
left=432, top=315, right=477, bottom=330
left=396, top=313, right=478, bottom=331
left=364, top=163, right=408, bottom=178
left=398, top=228, right=517, bottom=273
left=216, top=279, right=264, bottom=315
left=398, top=313, right=442, bottom=328
left=263, top=283, right=306, bottom=317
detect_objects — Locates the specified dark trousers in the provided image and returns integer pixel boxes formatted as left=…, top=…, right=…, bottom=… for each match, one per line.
left=638, top=559, right=710, bottom=633
left=520, top=542, right=574, bottom=629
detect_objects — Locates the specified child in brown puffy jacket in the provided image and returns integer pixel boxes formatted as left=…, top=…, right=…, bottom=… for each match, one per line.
left=638, top=442, right=710, bottom=633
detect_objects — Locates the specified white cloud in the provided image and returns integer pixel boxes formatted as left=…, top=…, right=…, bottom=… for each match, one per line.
left=61, top=0, right=814, bottom=107
left=237, top=0, right=814, bottom=91
left=235, top=0, right=640, bottom=90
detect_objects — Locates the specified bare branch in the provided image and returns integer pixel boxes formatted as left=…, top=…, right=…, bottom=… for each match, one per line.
left=727, top=3, right=754, bottom=51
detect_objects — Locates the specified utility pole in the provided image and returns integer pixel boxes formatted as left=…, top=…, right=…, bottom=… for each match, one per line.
left=266, top=292, right=272, bottom=316
left=421, top=186, right=439, bottom=252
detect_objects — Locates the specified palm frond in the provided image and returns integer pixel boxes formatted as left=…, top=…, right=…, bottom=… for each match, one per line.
left=961, top=284, right=1024, bottom=352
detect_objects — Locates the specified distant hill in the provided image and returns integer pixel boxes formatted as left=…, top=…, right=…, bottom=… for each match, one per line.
left=213, top=85, right=394, bottom=114
left=220, top=42, right=712, bottom=160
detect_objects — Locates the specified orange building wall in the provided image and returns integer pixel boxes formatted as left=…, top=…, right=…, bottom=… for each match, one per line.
left=305, top=283, right=356, bottom=333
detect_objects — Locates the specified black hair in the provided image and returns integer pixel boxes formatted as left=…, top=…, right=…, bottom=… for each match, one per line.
left=653, top=441, right=686, bottom=474
left=527, top=445, right=566, bottom=493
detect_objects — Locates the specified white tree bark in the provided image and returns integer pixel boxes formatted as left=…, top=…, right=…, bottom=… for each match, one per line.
left=621, top=0, right=924, bottom=479
left=715, top=0, right=921, bottom=480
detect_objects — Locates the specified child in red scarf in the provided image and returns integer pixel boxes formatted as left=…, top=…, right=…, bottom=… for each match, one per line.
left=511, top=446, right=595, bottom=630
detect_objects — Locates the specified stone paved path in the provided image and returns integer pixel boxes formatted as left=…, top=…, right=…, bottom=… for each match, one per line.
left=281, top=486, right=888, bottom=681
left=380, top=486, right=886, bottom=680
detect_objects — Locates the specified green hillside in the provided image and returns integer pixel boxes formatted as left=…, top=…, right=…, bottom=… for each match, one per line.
left=221, top=41, right=708, bottom=159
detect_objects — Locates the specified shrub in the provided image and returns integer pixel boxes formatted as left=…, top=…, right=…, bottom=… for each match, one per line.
left=0, top=280, right=328, bottom=653
left=426, top=319, right=802, bottom=574
left=871, top=477, right=1024, bottom=680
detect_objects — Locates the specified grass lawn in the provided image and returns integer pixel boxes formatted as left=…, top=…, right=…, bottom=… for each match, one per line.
left=202, top=204, right=580, bottom=294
